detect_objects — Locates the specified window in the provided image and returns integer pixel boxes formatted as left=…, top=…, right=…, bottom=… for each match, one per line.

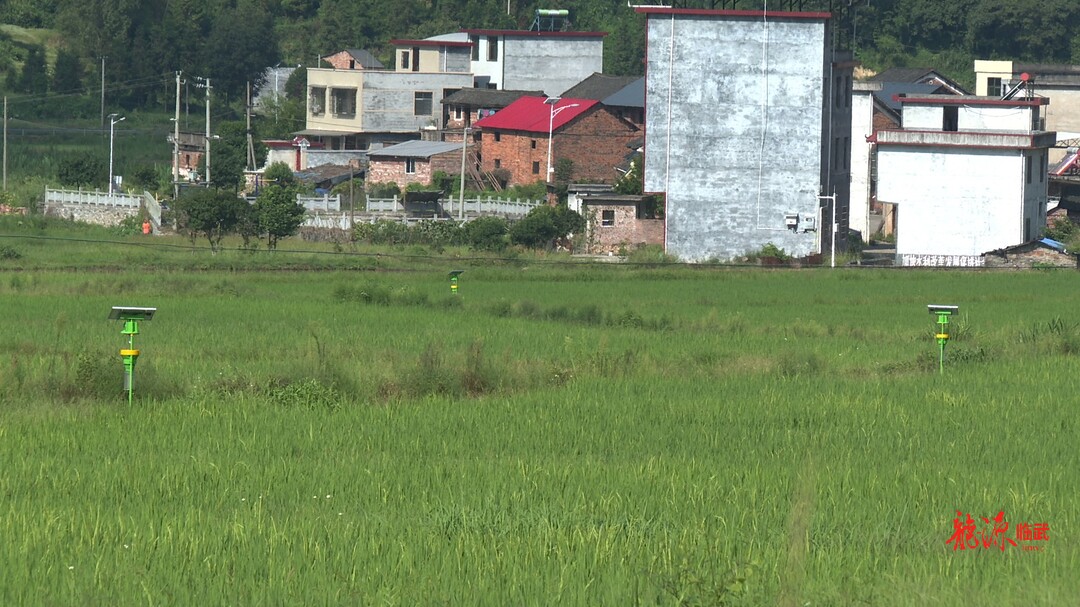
left=400, top=51, right=410, bottom=70
left=1041, top=152, right=1047, bottom=182
left=487, top=36, right=498, bottom=61
left=412, top=47, right=420, bottom=72
left=1026, top=155, right=1032, bottom=184
left=405, top=158, right=416, bottom=174
left=470, top=35, right=479, bottom=60
left=494, top=132, right=501, bottom=142
left=943, top=106, right=958, bottom=132
left=414, top=91, right=433, bottom=116
left=532, top=161, right=540, bottom=174
left=530, top=139, right=537, bottom=149
left=330, top=88, right=356, bottom=117
left=494, top=159, right=501, bottom=169
left=987, top=77, right=1003, bottom=97
left=601, top=210, right=615, bottom=227
left=453, top=106, right=463, bottom=121
left=309, top=87, right=326, bottom=116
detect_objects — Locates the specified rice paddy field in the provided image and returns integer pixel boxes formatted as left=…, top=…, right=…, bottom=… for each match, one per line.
left=1, top=223, right=1079, bottom=605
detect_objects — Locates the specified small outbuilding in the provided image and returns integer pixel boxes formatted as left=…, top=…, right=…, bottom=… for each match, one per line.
left=983, top=238, right=1078, bottom=269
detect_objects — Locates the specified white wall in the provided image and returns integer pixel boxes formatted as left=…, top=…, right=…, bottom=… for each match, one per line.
left=849, top=88, right=876, bottom=240
left=878, top=147, right=1027, bottom=258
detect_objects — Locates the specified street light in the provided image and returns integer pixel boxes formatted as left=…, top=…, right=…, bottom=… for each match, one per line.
left=108, top=113, right=125, bottom=194
left=545, top=97, right=580, bottom=182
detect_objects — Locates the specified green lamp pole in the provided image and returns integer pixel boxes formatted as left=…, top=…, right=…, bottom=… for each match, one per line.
left=928, top=305, right=958, bottom=374
left=110, top=307, right=156, bottom=404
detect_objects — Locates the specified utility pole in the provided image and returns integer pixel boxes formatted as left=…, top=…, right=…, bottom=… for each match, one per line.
left=195, top=77, right=212, bottom=185
left=245, top=81, right=256, bottom=172
left=100, top=57, right=106, bottom=129
left=173, top=71, right=182, bottom=200
left=3, top=96, right=7, bottom=192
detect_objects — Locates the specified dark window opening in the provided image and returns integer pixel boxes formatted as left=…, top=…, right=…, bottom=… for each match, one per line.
left=943, top=106, right=958, bottom=132
left=601, top=210, right=615, bottom=227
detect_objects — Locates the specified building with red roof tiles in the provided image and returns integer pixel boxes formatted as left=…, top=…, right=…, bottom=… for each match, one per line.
left=473, top=95, right=640, bottom=187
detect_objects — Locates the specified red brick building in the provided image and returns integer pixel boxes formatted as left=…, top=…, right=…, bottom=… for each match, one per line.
left=581, top=193, right=665, bottom=255
left=320, top=49, right=384, bottom=71
left=472, top=96, right=640, bottom=187
left=366, top=140, right=463, bottom=188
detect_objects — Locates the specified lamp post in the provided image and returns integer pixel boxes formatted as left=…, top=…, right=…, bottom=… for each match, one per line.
left=108, top=113, right=125, bottom=194
left=544, top=97, right=579, bottom=182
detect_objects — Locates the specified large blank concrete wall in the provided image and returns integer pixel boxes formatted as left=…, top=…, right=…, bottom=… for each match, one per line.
left=502, top=38, right=604, bottom=97
left=645, top=15, right=828, bottom=261
left=361, top=72, right=473, bottom=132
left=878, top=147, right=1026, bottom=258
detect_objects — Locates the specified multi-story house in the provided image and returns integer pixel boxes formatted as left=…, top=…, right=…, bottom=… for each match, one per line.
left=638, top=6, right=853, bottom=262
left=874, top=94, right=1055, bottom=266
left=472, top=96, right=640, bottom=187
left=463, top=29, right=605, bottom=96
left=302, top=39, right=474, bottom=155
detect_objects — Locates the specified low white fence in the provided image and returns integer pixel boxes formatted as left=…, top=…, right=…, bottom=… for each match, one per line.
left=298, top=193, right=341, bottom=212
left=45, top=188, right=142, bottom=209
left=366, top=196, right=541, bottom=217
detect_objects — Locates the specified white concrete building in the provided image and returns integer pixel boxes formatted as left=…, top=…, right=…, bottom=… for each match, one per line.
left=461, top=29, right=605, bottom=97
left=638, top=6, right=853, bottom=262
left=849, top=81, right=881, bottom=242
left=975, top=60, right=1080, bottom=163
left=874, top=95, right=1056, bottom=266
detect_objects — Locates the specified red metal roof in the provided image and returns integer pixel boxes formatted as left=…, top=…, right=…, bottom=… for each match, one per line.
left=472, top=96, right=598, bottom=134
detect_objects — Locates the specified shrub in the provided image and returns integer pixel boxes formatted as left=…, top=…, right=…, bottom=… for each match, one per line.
left=367, top=181, right=401, bottom=198
left=1044, top=215, right=1077, bottom=243
left=465, top=216, right=508, bottom=251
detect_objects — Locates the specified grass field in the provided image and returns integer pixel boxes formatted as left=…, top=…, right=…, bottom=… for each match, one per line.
left=1, top=223, right=1078, bottom=605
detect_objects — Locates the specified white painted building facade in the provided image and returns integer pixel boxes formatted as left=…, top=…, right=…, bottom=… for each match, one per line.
left=874, top=95, right=1055, bottom=266
left=849, top=81, right=880, bottom=241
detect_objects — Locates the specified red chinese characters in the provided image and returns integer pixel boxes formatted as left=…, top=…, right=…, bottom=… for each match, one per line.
left=947, top=511, right=1049, bottom=552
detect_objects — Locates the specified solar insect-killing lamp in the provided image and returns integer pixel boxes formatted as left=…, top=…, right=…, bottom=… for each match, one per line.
left=109, top=306, right=156, bottom=403
left=927, top=305, right=959, bottom=374
left=448, top=270, right=463, bottom=294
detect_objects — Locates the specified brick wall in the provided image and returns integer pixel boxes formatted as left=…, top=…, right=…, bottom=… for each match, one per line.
left=873, top=110, right=899, bottom=133
left=323, top=51, right=364, bottom=70
left=480, top=107, right=640, bottom=187
left=556, top=108, right=639, bottom=184
left=584, top=203, right=664, bottom=254
left=367, top=152, right=461, bottom=188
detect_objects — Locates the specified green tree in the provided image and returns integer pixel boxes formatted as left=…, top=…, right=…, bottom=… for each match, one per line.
left=51, top=47, right=83, bottom=94
left=57, top=153, right=106, bottom=187
left=172, top=188, right=251, bottom=252
left=509, top=204, right=584, bottom=250
left=255, top=162, right=306, bottom=249
left=16, top=46, right=48, bottom=96
left=204, top=3, right=280, bottom=101
left=464, top=216, right=508, bottom=251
